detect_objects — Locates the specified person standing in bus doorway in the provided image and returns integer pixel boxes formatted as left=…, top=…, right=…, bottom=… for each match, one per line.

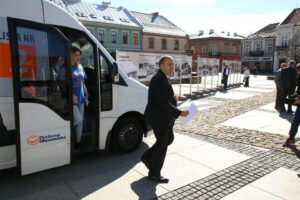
left=71, top=47, right=89, bottom=150
left=222, top=64, right=230, bottom=90
left=141, top=56, right=189, bottom=183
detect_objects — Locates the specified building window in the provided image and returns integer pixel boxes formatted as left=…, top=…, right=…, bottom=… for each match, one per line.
left=255, top=43, right=261, bottom=51
left=267, top=43, right=273, bottom=51
left=224, top=43, right=229, bottom=53
left=149, top=37, right=154, bottom=48
left=122, top=32, right=128, bottom=44
left=111, top=31, right=117, bottom=43
left=232, top=44, right=236, bottom=54
left=174, top=40, right=179, bottom=50
left=133, top=33, right=138, bottom=45
left=87, top=27, right=94, bottom=35
left=282, top=36, right=288, bottom=46
left=162, top=39, right=167, bottom=49
left=245, top=44, right=250, bottom=52
left=98, top=29, right=105, bottom=44
left=211, top=45, right=218, bottom=53
left=202, top=45, right=206, bottom=53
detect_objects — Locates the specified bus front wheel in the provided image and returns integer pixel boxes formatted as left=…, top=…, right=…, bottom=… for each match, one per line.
left=112, top=117, right=143, bottom=153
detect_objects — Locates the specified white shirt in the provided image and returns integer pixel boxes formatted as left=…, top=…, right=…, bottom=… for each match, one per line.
left=223, top=68, right=230, bottom=76
left=244, top=69, right=250, bottom=77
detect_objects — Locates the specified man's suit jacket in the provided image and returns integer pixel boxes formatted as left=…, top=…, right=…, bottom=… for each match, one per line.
left=144, top=69, right=181, bottom=130
left=222, top=68, right=230, bottom=77
left=281, top=66, right=297, bottom=91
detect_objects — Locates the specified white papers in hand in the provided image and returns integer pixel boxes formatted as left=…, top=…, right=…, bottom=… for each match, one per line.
left=179, top=102, right=198, bottom=127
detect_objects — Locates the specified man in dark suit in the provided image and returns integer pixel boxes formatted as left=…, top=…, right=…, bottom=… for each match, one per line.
left=222, top=65, right=230, bottom=90
left=281, top=60, right=297, bottom=113
left=141, top=56, right=189, bottom=183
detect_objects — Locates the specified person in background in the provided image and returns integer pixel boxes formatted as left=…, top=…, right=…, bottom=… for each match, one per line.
left=222, top=65, right=230, bottom=90
left=141, top=56, right=189, bottom=183
left=281, top=60, right=297, bottom=113
left=295, top=63, right=300, bottom=95
left=243, top=66, right=250, bottom=87
left=71, top=46, right=89, bottom=149
left=284, top=63, right=300, bottom=146
left=274, top=63, right=286, bottom=111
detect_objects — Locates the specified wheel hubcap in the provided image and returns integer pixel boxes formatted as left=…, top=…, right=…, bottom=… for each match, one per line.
left=119, top=124, right=139, bottom=149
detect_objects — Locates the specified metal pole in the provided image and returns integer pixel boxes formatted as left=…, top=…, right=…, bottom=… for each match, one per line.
left=190, top=70, right=192, bottom=95
left=197, top=55, right=200, bottom=92
left=204, top=73, right=207, bottom=92
left=210, top=67, right=213, bottom=90
left=179, top=67, right=182, bottom=97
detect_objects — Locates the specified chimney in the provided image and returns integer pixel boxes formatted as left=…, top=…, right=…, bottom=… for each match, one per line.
left=102, top=1, right=111, bottom=6
left=209, top=29, right=214, bottom=34
left=227, top=32, right=230, bottom=36
left=221, top=31, right=225, bottom=34
left=152, top=12, right=159, bottom=16
left=234, top=32, right=237, bottom=37
left=199, top=30, right=204, bottom=36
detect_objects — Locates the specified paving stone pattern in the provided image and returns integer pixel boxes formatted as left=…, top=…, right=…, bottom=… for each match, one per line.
left=174, top=90, right=300, bottom=155
left=155, top=132, right=300, bottom=200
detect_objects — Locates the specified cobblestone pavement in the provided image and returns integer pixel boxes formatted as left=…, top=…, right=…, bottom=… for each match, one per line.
left=155, top=131, right=300, bottom=200
left=174, top=89, right=300, bottom=155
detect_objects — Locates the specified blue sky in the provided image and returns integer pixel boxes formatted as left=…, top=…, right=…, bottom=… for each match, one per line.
left=83, top=0, right=298, bottom=36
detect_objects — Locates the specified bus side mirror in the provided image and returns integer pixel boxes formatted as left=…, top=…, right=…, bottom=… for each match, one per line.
left=112, top=62, right=119, bottom=83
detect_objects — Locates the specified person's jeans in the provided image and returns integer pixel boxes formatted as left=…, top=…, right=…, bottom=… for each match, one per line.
left=73, top=103, right=84, bottom=140
left=289, top=106, right=300, bottom=139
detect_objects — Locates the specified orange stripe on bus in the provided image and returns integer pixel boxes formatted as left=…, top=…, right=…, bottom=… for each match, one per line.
left=0, top=43, right=37, bottom=78
left=0, top=43, right=12, bottom=78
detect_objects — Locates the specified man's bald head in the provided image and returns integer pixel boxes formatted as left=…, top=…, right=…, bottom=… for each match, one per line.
left=159, top=56, right=175, bottom=76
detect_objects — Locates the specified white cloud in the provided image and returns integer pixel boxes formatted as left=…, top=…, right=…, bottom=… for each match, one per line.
left=171, top=10, right=290, bottom=36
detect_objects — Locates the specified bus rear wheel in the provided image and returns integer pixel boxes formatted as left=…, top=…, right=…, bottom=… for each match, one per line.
left=112, top=117, right=143, bottom=153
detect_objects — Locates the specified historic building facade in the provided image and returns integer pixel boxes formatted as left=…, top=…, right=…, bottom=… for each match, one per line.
left=53, top=0, right=143, bottom=58
left=188, top=29, right=243, bottom=71
left=241, top=23, right=278, bottom=73
left=131, top=11, right=188, bottom=54
left=274, top=8, right=300, bottom=71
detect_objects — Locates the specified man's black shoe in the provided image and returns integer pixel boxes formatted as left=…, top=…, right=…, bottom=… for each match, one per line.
left=148, top=175, right=169, bottom=183
left=283, top=138, right=296, bottom=147
left=141, top=157, right=150, bottom=169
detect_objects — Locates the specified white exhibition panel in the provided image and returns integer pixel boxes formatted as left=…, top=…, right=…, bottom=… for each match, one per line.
left=19, top=103, right=70, bottom=175
left=0, top=145, right=16, bottom=170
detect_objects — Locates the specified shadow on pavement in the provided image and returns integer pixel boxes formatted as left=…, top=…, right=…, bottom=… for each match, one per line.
left=0, top=142, right=158, bottom=199
left=131, top=177, right=159, bottom=200
left=288, top=145, right=300, bottom=159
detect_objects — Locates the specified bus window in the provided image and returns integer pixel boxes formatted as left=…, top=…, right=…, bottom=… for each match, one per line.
left=15, top=26, right=71, bottom=119
left=99, top=51, right=113, bottom=111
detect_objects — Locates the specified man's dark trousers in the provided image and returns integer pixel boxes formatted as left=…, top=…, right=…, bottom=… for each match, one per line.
left=142, top=124, right=174, bottom=176
left=289, top=106, right=300, bottom=139
left=282, top=89, right=294, bottom=112
left=223, top=75, right=228, bottom=90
